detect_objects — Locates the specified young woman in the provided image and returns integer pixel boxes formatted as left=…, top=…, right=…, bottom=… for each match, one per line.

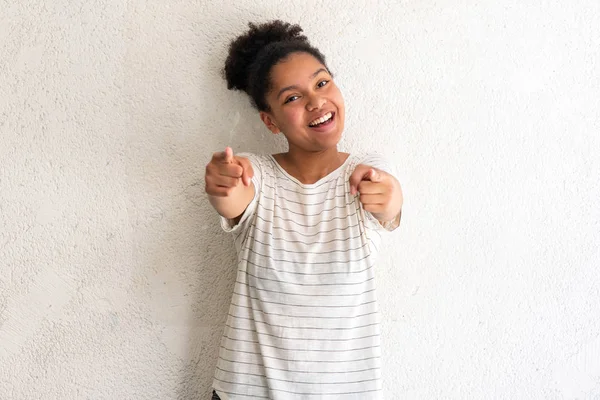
left=205, top=20, right=403, bottom=400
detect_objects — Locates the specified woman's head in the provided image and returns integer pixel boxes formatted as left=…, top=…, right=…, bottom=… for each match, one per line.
left=224, top=20, right=345, bottom=153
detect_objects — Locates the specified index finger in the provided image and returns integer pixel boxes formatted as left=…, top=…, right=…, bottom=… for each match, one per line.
left=212, top=147, right=234, bottom=164
left=357, top=180, right=385, bottom=195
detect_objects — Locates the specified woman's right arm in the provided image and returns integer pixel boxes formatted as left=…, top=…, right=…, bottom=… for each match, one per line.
left=205, top=147, right=255, bottom=221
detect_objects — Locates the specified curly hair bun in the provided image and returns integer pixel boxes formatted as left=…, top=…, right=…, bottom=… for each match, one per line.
left=224, top=20, right=308, bottom=92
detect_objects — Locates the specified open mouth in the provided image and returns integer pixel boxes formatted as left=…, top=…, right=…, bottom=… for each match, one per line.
left=308, top=112, right=335, bottom=128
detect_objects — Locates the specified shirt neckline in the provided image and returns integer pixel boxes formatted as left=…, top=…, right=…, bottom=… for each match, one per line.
left=268, top=154, right=353, bottom=189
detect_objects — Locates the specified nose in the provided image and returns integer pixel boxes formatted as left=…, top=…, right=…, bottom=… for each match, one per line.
left=306, top=92, right=326, bottom=111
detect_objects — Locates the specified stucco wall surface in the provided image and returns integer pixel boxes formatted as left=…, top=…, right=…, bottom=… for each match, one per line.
left=1, top=1, right=599, bottom=399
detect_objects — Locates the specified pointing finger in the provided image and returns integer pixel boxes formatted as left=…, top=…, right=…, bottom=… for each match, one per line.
left=223, top=147, right=234, bottom=163
left=219, top=163, right=243, bottom=178
left=357, top=181, right=385, bottom=195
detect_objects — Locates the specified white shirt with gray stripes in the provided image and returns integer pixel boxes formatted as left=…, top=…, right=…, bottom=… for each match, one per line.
left=213, top=153, right=393, bottom=400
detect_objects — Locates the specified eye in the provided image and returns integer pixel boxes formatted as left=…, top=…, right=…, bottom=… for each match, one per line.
left=317, top=80, right=329, bottom=88
left=284, top=95, right=300, bottom=104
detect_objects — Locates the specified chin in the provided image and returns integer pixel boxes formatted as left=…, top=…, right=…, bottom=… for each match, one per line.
left=316, top=131, right=343, bottom=151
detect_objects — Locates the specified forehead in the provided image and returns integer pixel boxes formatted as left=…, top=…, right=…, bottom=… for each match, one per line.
left=269, top=52, right=327, bottom=87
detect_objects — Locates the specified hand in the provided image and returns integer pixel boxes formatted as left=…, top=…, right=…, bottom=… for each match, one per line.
left=349, top=164, right=403, bottom=222
left=205, top=147, right=254, bottom=197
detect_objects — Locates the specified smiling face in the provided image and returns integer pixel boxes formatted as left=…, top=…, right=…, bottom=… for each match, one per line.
left=259, top=52, right=345, bottom=154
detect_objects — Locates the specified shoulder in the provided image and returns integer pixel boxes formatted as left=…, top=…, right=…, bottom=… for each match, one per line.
left=236, top=152, right=272, bottom=164
left=346, top=152, right=394, bottom=174
left=235, top=152, right=276, bottom=173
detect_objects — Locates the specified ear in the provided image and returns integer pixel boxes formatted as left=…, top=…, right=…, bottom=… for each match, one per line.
left=260, top=111, right=281, bottom=134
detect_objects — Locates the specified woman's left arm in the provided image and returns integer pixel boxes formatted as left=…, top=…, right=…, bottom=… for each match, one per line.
left=350, top=164, right=403, bottom=230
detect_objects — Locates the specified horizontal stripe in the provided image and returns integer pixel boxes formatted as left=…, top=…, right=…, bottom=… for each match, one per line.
left=216, top=367, right=380, bottom=385
left=223, top=330, right=379, bottom=354
left=262, top=180, right=346, bottom=196
left=271, top=387, right=382, bottom=396
left=229, top=294, right=376, bottom=310
left=217, top=356, right=381, bottom=375
left=233, top=282, right=376, bottom=298
left=248, top=230, right=363, bottom=246
left=232, top=290, right=376, bottom=310
left=252, top=221, right=360, bottom=238
left=255, top=212, right=359, bottom=229
left=244, top=270, right=374, bottom=287
left=231, top=302, right=377, bottom=319
left=219, top=346, right=380, bottom=364
left=235, top=282, right=377, bottom=307
left=228, top=314, right=379, bottom=331
left=247, top=236, right=363, bottom=255
left=242, top=250, right=370, bottom=266
left=215, top=373, right=380, bottom=388
left=224, top=324, right=380, bottom=343
left=258, top=198, right=359, bottom=218
left=221, top=336, right=380, bottom=353
left=246, top=240, right=368, bottom=257
left=239, top=257, right=374, bottom=276
left=261, top=191, right=349, bottom=207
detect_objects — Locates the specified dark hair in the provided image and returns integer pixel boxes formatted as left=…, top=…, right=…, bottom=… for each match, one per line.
left=223, top=20, right=329, bottom=111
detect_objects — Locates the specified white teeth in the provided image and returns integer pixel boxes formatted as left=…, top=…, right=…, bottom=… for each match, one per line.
left=309, top=112, right=332, bottom=127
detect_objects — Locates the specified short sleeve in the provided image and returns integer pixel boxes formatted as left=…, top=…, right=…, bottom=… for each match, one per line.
left=357, top=152, right=401, bottom=233
left=358, top=153, right=395, bottom=176
left=219, top=152, right=263, bottom=235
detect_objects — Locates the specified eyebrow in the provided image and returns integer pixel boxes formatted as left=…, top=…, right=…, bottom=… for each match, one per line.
left=276, top=68, right=329, bottom=99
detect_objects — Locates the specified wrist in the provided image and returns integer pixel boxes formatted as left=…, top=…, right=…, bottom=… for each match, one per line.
left=372, top=206, right=402, bottom=230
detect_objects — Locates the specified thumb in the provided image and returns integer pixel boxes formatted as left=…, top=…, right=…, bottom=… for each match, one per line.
left=367, top=168, right=382, bottom=183
left=349, top=164, right=373, bottom=195
left=236, top=157, right=254, bottom=187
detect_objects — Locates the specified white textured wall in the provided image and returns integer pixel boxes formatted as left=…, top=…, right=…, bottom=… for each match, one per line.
left=1, top=1, right=599, bottom=399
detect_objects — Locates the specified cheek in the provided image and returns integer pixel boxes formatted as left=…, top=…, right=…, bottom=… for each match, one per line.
left=282, top=107, right=306, bottom=127
left=325, top=85, right=344, bottom=112
left=333, top=87, right=345, bottom=109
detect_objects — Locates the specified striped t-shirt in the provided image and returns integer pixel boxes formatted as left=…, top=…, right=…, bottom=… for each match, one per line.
left=212, top=153, right=392, bottom=400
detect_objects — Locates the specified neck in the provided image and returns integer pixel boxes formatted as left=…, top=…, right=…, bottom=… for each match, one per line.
left=276, top=147, right=347, bottom=184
